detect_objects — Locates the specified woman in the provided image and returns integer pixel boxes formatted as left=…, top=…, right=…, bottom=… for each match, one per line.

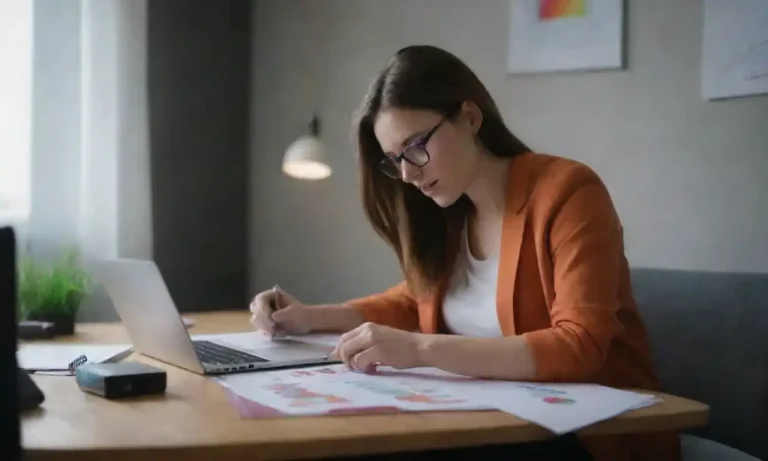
left=250, top=45, right=679, bottom=461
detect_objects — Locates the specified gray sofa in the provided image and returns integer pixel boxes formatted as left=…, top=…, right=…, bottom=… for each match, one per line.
left=631, top=268, right=768, bottom=461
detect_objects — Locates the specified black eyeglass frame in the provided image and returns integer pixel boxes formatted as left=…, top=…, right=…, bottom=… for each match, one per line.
left=378, top=118, right=447, bottom=179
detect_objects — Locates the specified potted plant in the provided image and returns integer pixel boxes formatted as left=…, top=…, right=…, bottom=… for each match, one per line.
left=17, top=249, right=92, bottom=335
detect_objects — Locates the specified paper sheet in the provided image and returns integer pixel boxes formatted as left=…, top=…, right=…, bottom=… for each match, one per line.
left=457, top=381, right=659, bottom=434
left=218, top=364, right=491, bottom=416
left=17, top=343, right=133, bottom=371
left=218, top=364, right=660, bottom=433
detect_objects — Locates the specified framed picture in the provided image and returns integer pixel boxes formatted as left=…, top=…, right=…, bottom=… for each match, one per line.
left=701, top=0, right=768, bottom=100
left=507, top=0, right=625, bottom=74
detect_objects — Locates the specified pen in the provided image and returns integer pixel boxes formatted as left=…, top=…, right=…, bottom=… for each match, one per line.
left=270, top=284, right=281, bottom=340
left=26, top=354, right=89, bottom=375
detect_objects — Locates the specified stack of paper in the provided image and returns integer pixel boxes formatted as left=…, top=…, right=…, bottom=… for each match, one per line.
left=18, top=343, right=133, bottom=372
left=217, top=364, right=660, bottom=434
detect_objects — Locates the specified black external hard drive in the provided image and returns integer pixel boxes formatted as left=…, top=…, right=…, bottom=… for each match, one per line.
left=75, top=362, right=167, bottom=399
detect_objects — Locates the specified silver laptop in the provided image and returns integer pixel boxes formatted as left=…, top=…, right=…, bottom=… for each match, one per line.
left=92, top=258, right=338, bottom=375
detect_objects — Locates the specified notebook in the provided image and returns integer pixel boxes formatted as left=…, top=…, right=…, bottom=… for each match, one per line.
left=17, top=343, right=133, bottom=374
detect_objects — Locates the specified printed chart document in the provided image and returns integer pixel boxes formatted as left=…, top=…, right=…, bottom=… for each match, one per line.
left=219, top=365, right=492, bottom=416
left=218, top=364, right=660, bottom=433
left=458, top=381, right=659, bottom=434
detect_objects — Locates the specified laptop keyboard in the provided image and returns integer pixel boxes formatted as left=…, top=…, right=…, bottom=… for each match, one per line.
left=192, top=340, right=268, bottom=365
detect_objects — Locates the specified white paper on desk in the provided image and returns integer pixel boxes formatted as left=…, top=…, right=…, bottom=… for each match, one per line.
left=218, top=364, right=492, bottom=416
left=629, top=397, right=662, bottom=410
left=218, top=363, right=659, bottom=427
left=359, top=370, right=661, bottom=422
left=460, top=381, right=660, bottom=435
left=191, top=331, right=340, bottom=362
left=17, top=343, right=133, bottom=371
left=219, top=364, right=370, bottom=415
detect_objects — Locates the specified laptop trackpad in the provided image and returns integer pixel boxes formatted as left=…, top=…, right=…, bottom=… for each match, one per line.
left=240, top=338, right=333, bottom=361
left=194, top=332, right=337, bottom=362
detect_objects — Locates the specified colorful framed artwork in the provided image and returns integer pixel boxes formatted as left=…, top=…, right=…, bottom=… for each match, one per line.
left=507, top=0, right=625, bottom=74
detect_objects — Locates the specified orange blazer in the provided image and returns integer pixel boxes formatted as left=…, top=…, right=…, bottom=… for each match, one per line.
left=346, top=152, right=680, bottom=461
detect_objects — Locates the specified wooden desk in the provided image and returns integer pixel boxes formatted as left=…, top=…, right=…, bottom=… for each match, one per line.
left=22, top=311, right=709, bottom=461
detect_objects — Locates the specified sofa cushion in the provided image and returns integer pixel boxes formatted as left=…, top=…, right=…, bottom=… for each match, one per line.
left=631, top=268, right=768, bottom=461
left=681, top=434, right=763, bottom=461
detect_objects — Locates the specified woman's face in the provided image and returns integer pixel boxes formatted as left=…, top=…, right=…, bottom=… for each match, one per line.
left=373, top=105, right=482, bottom=208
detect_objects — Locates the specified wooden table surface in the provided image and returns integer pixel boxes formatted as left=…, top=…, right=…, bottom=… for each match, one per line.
left=21, top=311, right=709, bottom=461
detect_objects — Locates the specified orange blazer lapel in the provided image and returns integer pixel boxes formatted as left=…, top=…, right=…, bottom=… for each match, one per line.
left=496, top=153, right=535, bottom=336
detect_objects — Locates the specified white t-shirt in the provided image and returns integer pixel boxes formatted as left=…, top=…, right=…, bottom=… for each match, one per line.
left=442, top=226, right=503, bottom=337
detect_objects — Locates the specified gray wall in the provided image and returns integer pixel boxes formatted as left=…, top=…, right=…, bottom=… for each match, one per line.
left=248, top=0, right=768, bottom=305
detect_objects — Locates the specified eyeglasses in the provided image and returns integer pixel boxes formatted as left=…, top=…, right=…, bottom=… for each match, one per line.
left=378, top=118, right=446, bottom=179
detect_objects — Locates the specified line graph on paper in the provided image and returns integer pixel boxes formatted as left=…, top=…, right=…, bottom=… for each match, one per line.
left=219, top=364, right=491, bottom=415
left=261, top=382, right=350, bottom=408
left=715, top=11, right=768, bottom=82
left=288, top=366, right=348, bottom=378
left=343, top=379, right=467, bottom=405
left=516, top=384, right=576, bottom=404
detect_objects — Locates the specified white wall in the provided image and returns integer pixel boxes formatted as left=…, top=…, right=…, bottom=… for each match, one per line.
left=249, top=0, right=768, bottom=304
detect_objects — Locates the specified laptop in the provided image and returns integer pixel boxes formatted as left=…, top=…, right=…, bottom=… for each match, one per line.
left=93, top=258, right=338, bottom=375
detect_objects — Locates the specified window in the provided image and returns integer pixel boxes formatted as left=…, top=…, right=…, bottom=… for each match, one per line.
left=0, top=0, right=33, bottom=224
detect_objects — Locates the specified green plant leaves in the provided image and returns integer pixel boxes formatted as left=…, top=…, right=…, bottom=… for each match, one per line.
left=17, top=248, right=92, bottom=319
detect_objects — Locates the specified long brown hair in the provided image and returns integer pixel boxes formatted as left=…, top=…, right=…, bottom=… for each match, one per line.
left=353, top=45, right=531, bottom=297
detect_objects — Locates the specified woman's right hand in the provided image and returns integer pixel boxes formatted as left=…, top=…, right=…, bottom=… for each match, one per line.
left=249, top=287, right=314, bottom=337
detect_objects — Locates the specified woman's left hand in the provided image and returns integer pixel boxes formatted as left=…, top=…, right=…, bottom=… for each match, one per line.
left=331, top=322, right=425, bottom=372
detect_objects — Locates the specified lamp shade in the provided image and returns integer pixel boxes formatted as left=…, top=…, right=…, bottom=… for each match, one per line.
left=282, top=115, right=331, bottom=180
left=282, top=134, right=332, bottom=180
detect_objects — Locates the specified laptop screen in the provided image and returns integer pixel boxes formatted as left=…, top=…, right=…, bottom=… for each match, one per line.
left=0, top=226, right=21, bottom=459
